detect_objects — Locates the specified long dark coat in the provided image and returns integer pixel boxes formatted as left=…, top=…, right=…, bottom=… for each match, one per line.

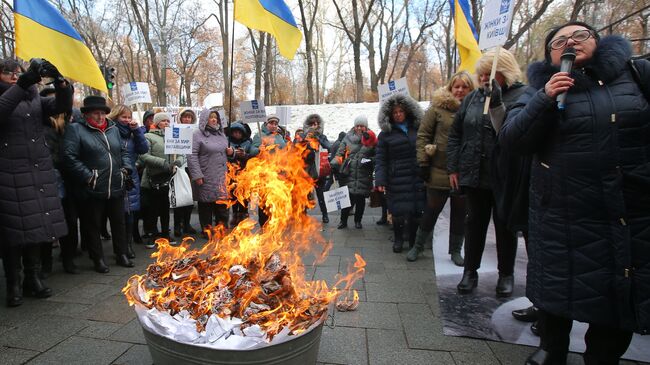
left=0, top=82, right=72, bottom=246
left=117, top=123, right=148, bottom=212
left=500, top=36, right=650, bottom=333
left=374, top=94, right=426, bottom=216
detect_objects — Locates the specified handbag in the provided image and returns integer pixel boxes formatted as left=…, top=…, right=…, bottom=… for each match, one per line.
left=169, top=166, right=194, bottom=208
left=369, top=190, right=383, bottom=208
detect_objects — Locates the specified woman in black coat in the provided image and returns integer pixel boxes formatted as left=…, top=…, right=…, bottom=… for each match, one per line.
left=375, top=94, right=426, bottom=252
left=447, top=49, right=525, bottom=298
left=500, top=22, right=650, bottom=364
left=0, top=58, right=72, bottom=307
left=62, top=96, right=134, bottom=273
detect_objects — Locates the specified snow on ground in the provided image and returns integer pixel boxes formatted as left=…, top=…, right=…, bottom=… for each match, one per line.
left=265, top=101, right=431, bottom=141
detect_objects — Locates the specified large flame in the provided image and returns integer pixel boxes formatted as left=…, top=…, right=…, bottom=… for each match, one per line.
left=123, top=143, right=365, bottom=339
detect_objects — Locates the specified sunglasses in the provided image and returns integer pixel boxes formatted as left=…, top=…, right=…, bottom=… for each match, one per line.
left=548, top=29, right=594, bottom=50
left=2, top=71, right=23, bottom=78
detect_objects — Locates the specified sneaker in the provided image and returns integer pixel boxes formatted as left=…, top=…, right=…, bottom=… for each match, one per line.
left=145, top=240, right=156, bottom=249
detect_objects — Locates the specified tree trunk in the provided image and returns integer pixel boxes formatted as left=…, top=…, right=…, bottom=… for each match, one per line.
left=264, top=33, right=273, bottom=105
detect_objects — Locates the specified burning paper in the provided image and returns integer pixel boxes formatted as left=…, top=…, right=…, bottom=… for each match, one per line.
left=123, top=144, right=365, bottom=349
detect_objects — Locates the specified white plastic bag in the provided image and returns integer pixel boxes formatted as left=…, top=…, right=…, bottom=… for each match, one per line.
left=169, top=166, right=194, bottom=208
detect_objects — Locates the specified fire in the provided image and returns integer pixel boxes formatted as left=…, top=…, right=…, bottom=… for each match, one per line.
left=123, top=143, right=365, bottom=340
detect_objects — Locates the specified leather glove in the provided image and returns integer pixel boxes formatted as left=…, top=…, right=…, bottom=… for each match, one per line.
left=17, top=60, right=42, bottom=89
left=489, top=79, right=502, bottom=108
left=419, top=166, right=430, bottom=182
left=172, top=159, right=183, bottom=169
left=40, top=59, right=63, bottom=80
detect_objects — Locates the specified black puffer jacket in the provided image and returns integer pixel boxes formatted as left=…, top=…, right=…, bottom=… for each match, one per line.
left=62, top=118, right=130, bottom=200
left=501, top=36, right=650, bottom=333
left=375, top=94, right=425, bottom=216
left=0, top=82, right=72, bottom=246
left=447, top=83, right=525, bottom=189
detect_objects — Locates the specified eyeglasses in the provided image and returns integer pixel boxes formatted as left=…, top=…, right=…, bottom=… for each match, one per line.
left=1, top=71, right=22, bottom=78
left=548, top=29, right=594, bottom=50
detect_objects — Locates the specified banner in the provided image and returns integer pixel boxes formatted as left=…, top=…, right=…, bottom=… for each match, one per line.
left=240, top=100, right=267, bottom=125
left=275, top=106, right=291, bottom=127
left=323, top=185, right=351, bottom=212
left=164, top=127, right=193, bottom=155
left=378, top=78, right=410, bottom=103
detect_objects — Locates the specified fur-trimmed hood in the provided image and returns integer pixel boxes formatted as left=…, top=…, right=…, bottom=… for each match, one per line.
left=303, top=113, right=325, bottom=134
left=377, top=93, right=423, bottom=133
left=527, top=35, right=632, bottom=90
left=431, top=88, right=460, bottom=112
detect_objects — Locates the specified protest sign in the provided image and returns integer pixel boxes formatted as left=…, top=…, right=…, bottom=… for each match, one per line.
left=323, top=185, right=351, bottom=212
left=164, top=127, right=193, bottom=155
left=478, top=0, right=515, bottom=50
left=240, top=100, right=267, bottom=125
left=121, top=82, right=152, bottom=106
left=203, top=93, right=223, bottom=108
left=378, top=78, right=410, bottom=103
left=275, top=106, right=291, bottom=127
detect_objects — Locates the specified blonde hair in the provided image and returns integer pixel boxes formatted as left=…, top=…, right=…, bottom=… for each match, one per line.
left=107, top=104, right=132, bottom=121
left=475, top=48, right=522, bottom=86
left=446, top=71, right=476, bottom=93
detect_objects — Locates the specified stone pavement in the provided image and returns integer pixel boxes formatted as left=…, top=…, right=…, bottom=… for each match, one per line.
left=0, top=206, right=646, bottom=365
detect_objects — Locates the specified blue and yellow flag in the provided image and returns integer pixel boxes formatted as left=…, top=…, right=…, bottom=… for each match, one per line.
left=451, top=0, right=482, bottom=73
left=234, top=0, right=302, bottom=60
left=14, top=0, right=107, bottom=93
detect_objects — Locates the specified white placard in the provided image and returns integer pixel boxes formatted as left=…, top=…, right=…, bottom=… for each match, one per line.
left=121, top=82, right=152, bottom=106
left=378, top=78, right=410, bottom=103
left=239, top=100, right=267, bottom=125
left=164, top=127, right=194, bottom=155
left=323, top=185, right=351, bottom=212
left=203, top=93, right=223, bottom=108
left=275, top=106, right=291, bottom=127
left=478, top=0, right=515, bottom=50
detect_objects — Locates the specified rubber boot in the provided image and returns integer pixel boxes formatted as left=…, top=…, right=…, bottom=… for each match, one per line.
left=3, top=248, right=23, bottom=307
left=392, top=217, right=405, bottom=253
left=22, top=245, right=52, bottom=298
left=449, top=234, right=465, bottom=267
left=406, top=228, right=432, bottom=262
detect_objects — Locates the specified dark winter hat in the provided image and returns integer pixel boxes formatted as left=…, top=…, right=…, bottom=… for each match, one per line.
left=544, top=21, right=600, bottom=62
left=80, top=95, right=111, bottom=113
left=142, top=110, right=155, bottom=122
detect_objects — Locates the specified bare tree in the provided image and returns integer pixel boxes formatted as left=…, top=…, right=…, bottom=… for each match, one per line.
left=399, top=0, right=443, bottom=78
left=248, top=30, right=266, bottom=101
left=0, top=1, right=14, bottom=58
left=332, top=0, right=376, bottom=102
left=298, top=0, right=319, bottom=104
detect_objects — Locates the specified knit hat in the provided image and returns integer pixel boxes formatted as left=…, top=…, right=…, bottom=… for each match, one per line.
left=354, top=115, right=368, bottom=127
left=267, top=114, right=280, bottom=124
left=153, top=112, right=172, bottom=125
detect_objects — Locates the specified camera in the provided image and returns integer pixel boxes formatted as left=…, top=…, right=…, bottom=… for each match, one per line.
left=29, top=58, right=63, bottom=82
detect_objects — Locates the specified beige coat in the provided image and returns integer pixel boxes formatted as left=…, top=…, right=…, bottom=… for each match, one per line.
left=416, top=88, right=460, bottom=190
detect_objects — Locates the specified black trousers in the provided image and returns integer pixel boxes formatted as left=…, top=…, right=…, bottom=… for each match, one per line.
left=173, top=205, right=193, bottom=231
left=198, top=202, right=229, bottom=230
left=78, top=197, right=127, bottom=260
left=463, top=187, right=517, bottom=275
left=315, top=177, right=328, bottom=217
left=59, top=196, right=79, bottom=261
left=420, top=188, right=465, bottom=237
left=340, top=193, right=366, bottom=223
left=393, top=213, right=421, bottom=246
left=538, top=309, right=633, bottom=364
left=141, top=188, right=170, bottom=236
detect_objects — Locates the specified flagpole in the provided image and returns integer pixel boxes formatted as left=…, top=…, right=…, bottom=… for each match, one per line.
left=228, top=1, right=236, bottom=139
left=483, top=46, right=501, bottom=115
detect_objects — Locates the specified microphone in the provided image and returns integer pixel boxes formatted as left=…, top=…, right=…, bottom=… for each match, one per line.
left=557, top=47, right=576, bottom=110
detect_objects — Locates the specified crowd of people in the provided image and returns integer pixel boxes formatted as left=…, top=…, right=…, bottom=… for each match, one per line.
left=0, top=20, right=648, bottom=364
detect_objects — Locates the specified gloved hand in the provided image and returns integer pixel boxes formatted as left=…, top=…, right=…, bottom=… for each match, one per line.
left=489, top=79, right=502, bottom=108
left=40, top=59, right=63, bottom=80
left=362, top=132, right=370, bottom=140
left=169, top=159, right=182, bottom=172
left=17, top=60, right=42, bottom=89
left=419, top=166, right=430, bottom=182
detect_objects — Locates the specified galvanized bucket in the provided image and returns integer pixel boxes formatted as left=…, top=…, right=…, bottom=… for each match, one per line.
left=141, top=323, right=324, bottom=365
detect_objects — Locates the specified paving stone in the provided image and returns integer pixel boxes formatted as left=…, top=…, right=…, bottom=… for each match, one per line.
left=51, top=282, right=114, bottom=305
left=48, top=302, right=93, bottom=318
left=486, top=340, right=536, bottom=365
left=365, top=281, right=427, bottom=304
left=334, top=301, right=400, bottom=329
left=109, top=319, right=147, bottom=345
left=317, top=326, right=367, bottom=365
left=362, top=261, right=388, bottom=283
left=81, top=295, right=136, bottom=324
left=111, top=344, right=152, bottom=365
left=0, top=299, right=61, bottom=327
left=0, top=325, right=12, bottom=335
left=367, top=329, right=454, bottom=365
left=313, top=267, right=365, bottom=291
left=77, top=320, right=123, bottom=339
left=0, top=314, right=88, bottom=352
left=26, top=336, right=131, bottom=365
left=451, top=350, right=501, bottom=364
left=0, top=346, right=39, bottom=365
left=384, top=268, right=436, bottom=284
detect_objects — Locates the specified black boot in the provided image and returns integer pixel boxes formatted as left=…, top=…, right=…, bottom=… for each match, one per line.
left=62, top=257, right=79, bottom=274
left=496, top=274, right=514, bottom=297
left=338, top=208, right=349, bottom=229
left=40, top=242, right=53, bottom=278
left=457, top=270, right=478, bottom=294
left=93, top=258, right=110, bottom=273
left=407, top=218, right=419, bottom=249
left=512, top=306, right=539, bottom=322
left=525, top=349, right=567, bottom=365
left=392, top=217, right=405, bottom=253
left=116, top=254, right=134, bottom=268
left=22, top=245, right=52, bottom=298
left=3, top=248, right=23, bottom=307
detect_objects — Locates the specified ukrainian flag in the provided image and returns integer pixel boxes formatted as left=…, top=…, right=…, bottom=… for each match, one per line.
left=234, top=0, right=302, bottom=60
left=14, top=0, right=107, bottom=93
left=451, top=0, right=482, bottom=73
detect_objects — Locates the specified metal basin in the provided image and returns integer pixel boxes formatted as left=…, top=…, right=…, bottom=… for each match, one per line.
left=141, top=322, right=324, bottom=365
